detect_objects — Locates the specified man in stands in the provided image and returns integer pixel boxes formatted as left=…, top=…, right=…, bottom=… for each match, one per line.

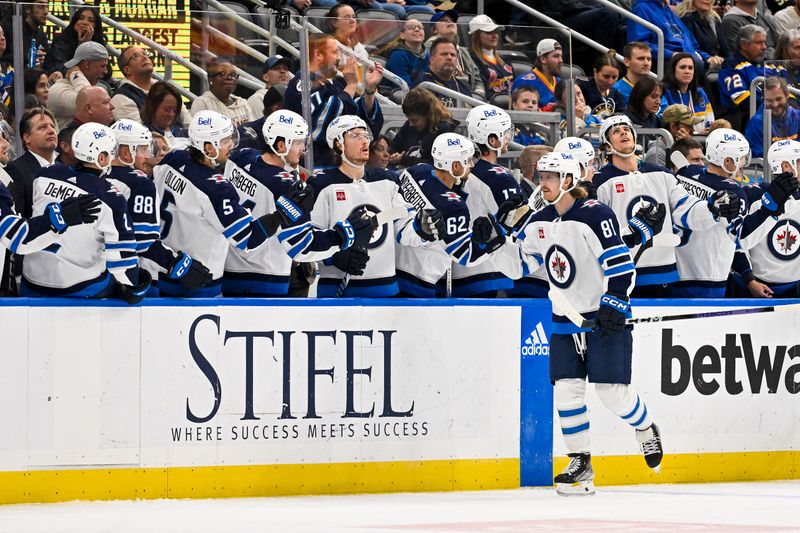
left=420, top=38, right=475, bottom=108
left=191, top=60, right=257, bottom=128
left=248, top=55, right=292, bottom=118
left=48, top=42, right=109, bottom=128
left=66, top=86, right=115, bottom=129
left=511, top=39, right=562, bottom=107
left=745, top=77, right=800, bottom=157
left=612, top=42, right=654, bottom=109
left=721, top=0, right=778, bottom=60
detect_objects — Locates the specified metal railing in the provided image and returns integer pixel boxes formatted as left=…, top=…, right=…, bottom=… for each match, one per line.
left=593, top=0, right=664, bottom=79
left=203, top=0, right=300, bottom=60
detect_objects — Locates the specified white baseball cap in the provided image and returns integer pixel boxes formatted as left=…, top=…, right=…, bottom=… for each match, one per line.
left=468, top=14, right=504, bottom=35
left=537, top=38, right=562, bottom=57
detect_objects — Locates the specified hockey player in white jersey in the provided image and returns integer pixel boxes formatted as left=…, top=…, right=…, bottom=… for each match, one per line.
left=734, top=140, right=800, bottom=297
left=153, top=110, right=313, bottom=297
left=511, top=152, right=663, bottom=496
left=593, top=114, right=739, bottom=297
left=22, top=123, right=150, bottom=302
left=279, top=115, right=430, bottom=297
left=109, top=119, right=212, bottom=296
left=554, top=136, right=597, bottom=198
left=395, top=132, right=516, bottom=297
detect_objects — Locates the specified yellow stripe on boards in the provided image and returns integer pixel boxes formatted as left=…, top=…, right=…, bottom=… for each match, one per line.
left=0, top=459, right=519, bottom=505
left=554, top=451, right=800, bottom=486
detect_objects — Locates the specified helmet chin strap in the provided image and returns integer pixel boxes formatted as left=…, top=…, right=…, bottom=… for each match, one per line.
left=608, top=142, right=637, bottom=159
left=543, top=176, right=576, bottom=206
left=120, top=145, right=136, bottom=168
left=451, top=160, right=469, bottom=186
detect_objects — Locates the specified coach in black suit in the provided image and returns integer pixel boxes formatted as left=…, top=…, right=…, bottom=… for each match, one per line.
left=6, top=108, right=58, bottom=219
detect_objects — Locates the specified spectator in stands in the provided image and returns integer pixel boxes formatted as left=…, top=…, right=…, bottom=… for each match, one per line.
left=140, top=81, right=187, bottom=147
left=382, top=19, right=427, bottom=87
left=24, top=69, right=48, bottom=107
left=625, top=76, right=664, bottom=128
left=553, top=80, right=602, bottom=133
left=662, top=52, right=715, bottom=132
left=284, top=33, right=384, bottom=168
left=328, top=4, right=368, bottom=85
left=48, top=41, right=109, bottom=128
left=667, top=137, right=705, bottom=172
left=190, top=59, right=256, bottom=127
left=517, top=144, right=553, bottom=190
left=644, top=104, right=702, bottom=166
left=511, top=39, right=562, bottom=107
left=678, top=0, right=728, bottom=61
left=613, top=42, right=654, bottom=109
left=6, top=107, right=57, bottom=219
left=773, top=0, right=800, bottom=36
left=745, top=76, right=800, bottom=157
left=67, top=86, right=114, bottom=129
left=578, top=51, right=625, bottom=118
left=367, top=134, right=391, bottom=170
left=511, top=87, right=546, bottom=146
left=140, top=131, right=168, bottom=177
left=247, top=55, right=292, bottom=118
left=43, top=6, right=106, bottom=76
left=0, top=0, right=49, bottom=75
left=526, top=0, right=627, bottom=55
left=468, top=15, right=514, bottom=103
left=0, top=27, right=11, bottom=114
left=420, top=38, right=474, bottom=107
left=718, top=24, right=770, bottom=130
left=424, top=10, right=484, bottom=99
left=774, top=30, right=800, bottom=93
left=55, top=125, right=77, bottom=166
left=722, top=0, right=778, bottom=60
left=237, top=85, right=288, bottom=152
left=389, top=86, right=457, bottom=167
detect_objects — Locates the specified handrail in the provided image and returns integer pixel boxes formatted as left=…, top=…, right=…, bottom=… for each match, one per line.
left=202, top=0, right=300, bottom=59
left=192, top=17, right=268, bottom=64
left=592, top=0, right=664, bottom=79
left=191, top=46, right=265, bottom=91
left=415, top=82, right=486, bottom=107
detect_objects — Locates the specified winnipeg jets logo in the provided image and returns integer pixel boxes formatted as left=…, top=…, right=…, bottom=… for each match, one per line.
left=545, top=246, right=576, bottom=289
left=207, top=174, right=226, bottom=183
left=487, top=166, right=508, bottom=175
left=276, top=171, right=295, bottom=181
left=551, top=254, right=567, bottom=280
left=441, top=191, right=460, bottom=201
left=581, top=199, right=600, bottom=208
left=768, top=219, right=800, bottom=260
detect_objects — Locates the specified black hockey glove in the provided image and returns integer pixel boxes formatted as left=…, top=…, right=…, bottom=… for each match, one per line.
left=624, top=202, right=666, bottom=247
left=595, top=292, right=630, bottom=333
left=707, top=190, right=740, bottom=222
left=334, top=208, right=379, bottom=250
left=413, top=208, right=445, bottom=242
left=331, top=247, right=370, bottom=276
left=275, top=181, right=315, bottom=226
left=496, top=192, right=527, bottom=229
left=762, top=171, right=800, bottom=214
left=46, top=194, right=101, bottom=233
left=471, top=214, right=507, bottom=254
left=168, top=251, right=212, bottom=290
left=119, top=269, right=152, bottom=305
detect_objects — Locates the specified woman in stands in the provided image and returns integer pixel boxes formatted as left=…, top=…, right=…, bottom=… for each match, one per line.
left=661, top=52, right=715, bottom=133
left=625, top=76, right=663, bottom=129
left=577, top=51, right=626, bottom=119
left=24, top=68, right=48, bottom=108
left=677, top=0, right=727, bottom=62
left=468, top=15, right=514, bottom=104
left=327, top=3, right=368, bottom=89
left=141, top=81, right=187, bottom=148
left=389, top=87, right=457, bottom=168
left=44, top=6, right=106, bottom=75
left=551, top=81, right=601, bottom=134
left=367, top=134, right=391, bottom=170
left=381, top=18, right=427, bottom=87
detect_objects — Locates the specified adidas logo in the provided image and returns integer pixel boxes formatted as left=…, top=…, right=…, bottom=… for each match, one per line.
left=521, top=322, right=549, bottom=356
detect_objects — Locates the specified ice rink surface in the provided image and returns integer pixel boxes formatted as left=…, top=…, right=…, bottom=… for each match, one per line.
left=1, top=481, right=800, bottom=533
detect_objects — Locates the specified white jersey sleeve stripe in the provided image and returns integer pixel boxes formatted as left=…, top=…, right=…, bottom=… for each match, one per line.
left=223, top=215, right=254, bottom=239
left=9, top=224, right=28, bottom=253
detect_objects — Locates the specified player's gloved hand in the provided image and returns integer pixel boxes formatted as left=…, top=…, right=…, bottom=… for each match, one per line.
left=496, top=192, right=527, bottom=229
left=707, top=190, right=740, bottom=222
left=334, top=208, right=378, bottom=250
left=46, top=194, right=101, bottom=233
left=578, top=179, right=597, bottom=200
left=331, top=247, right=370, bottom=276
left=595, top=292, right=630, bottom=332
left=471, top=214, right=507, bottom=254
left=413, top=208, right=444, bottom=242
left=625, top=202, right=666, bottom=247
left=168, top=251, right=212, bottom=290
left=762, top=171, right=800, bottom=214
left=275, top=182, right=315, bottom=226
left=119, top=269, right=152, bottom=305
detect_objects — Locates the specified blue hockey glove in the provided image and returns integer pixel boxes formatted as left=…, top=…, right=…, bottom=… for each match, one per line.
left=168, top=251, right=212, bottom=290
left=762, top=172, right=799, bottom=214
left=596, top=292, right=630, bottom=332
left=275, top=182, right=315, bottom=226
left=119, top=269, right=152, bottom=305
left=707, top=190, right=740, bottom=222
left=625, top=202, right=665, bottom=247
left=334, top=208, right=378, bottom=250
left=46, top=194, right=101, bottom=233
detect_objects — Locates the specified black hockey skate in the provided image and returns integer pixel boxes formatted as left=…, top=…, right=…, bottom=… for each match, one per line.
left=636, top=423, right=663, bottom=473
left=554, top=453, right=595, bottom=496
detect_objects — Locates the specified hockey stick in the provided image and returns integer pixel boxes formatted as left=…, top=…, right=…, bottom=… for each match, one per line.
left=670, top=150, right=691, bottom=171
left=335, top=207, right=409, bottom=297
left=549, top=289, right=800, bottom=330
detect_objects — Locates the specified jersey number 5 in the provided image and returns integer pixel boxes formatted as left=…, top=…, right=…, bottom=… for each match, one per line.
left=160, top=190, right=176, bottom=237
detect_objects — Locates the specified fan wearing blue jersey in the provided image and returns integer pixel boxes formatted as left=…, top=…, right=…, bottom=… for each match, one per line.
left=23, top=123, right=150, bottom=303
left=734, top=140, right=800, bottom=297
left=512, top=152, right=663, bottom=496
left=109, top=119, right=212, bottom=297
left=152, top=111, right=313, bottom=297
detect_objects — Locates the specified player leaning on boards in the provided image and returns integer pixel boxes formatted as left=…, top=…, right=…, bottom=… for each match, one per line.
left=108, top=120, right=212, bottom=297
left=395, top=132, right=517, bottom=297
left=671, top=129, right=799, bottom=297
left=733, top=140, right=800, bottom=298
left=152, top=110, right=312, bottom=297
left=279, top=115, right=435, bottom=297
left=22, top=123, right=150, bottom=303
left=507, top=152, right=665, bottom=496
left=593, top=114, right=740, bottom=298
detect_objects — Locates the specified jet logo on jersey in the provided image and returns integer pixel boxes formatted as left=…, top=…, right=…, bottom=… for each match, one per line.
left=336, top=190, right=346, bottom=201
left=521, top=322, right=549, bottom=356
left=276, top=171, right=295, bottom=181
left=615, top=183, right=625, bottom=193
left=441, top=191, right=460, bottom=201
left=767, top=219, right=800, bottom=260
left=207, top=174, right=226, bottom=183
left=545, top=245, right=576, bottom=288
left=487, top=166, right=509, bottom=175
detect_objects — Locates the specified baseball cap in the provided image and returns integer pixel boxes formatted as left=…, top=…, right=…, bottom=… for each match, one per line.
left=263, top=84, right=288, bottom=112
left=263, top=55, right=292, bottom=73
left=431, top=9, right=458, bottom=24
left=468, top=14, right=504, bottom=35
left=536, top=38, right=562, bottom=57
left=65, top=41, right=109, bottom=69
left=662, top=104, right=703, bottom=125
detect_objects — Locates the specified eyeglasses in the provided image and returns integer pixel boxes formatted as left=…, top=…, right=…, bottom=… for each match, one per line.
left=404, top=25, right=424, bottom=32
left=346, top=131, right=371, bottom=141
left=120, top=50, right=153, bottom=68
left=210, top=72, right=239, bottom=80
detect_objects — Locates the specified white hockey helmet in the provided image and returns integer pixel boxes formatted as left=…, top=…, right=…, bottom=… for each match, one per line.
left=767, top=139, right=800, bottom=175
left=262, top=109, right=308, bottom=150
left=431, top=132, right=475, bottom=185
left=705, top=128, right=750, bottom=176
left=599, top=114, right=637, bottom=158
left=188, top=110, right=239, bottom=165
left=72, top=122, right=118, bottom=175
left=326, top=114, right=369, bottom=150
left=554, top=136, right=595, bottom=176
left=466, top=104, right=513, bottom=156
left=110, top=119, right=155, bottom=166
left=536, top=151, right=581, bottom=205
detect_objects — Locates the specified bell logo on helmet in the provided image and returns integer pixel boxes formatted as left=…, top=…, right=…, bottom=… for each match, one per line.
left=92, top=131, right=107, bottom=140
left=560, top=153, right=574, bottom=160
left=483, top=109, right=498, bottom=117
left=446, top=138, right=461, bottom=147
left=278, top=115, right=294, bottom=124
left=723, top=133, right=738, bottom=141
left=119, top=123, right=132, bottom=131
left=568, top=142, right=582, bottom=150
left=198, top=117, right=212, bottom=126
